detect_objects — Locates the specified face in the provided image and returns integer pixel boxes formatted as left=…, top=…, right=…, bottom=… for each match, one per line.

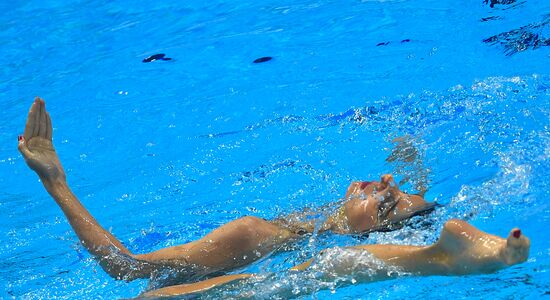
left=345, top=181, right=378, bottom=198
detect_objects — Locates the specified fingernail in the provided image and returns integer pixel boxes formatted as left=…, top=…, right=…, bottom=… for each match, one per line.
left=513, top=229, right=521, bottom=238
left=18, top=135, right=23, bottom=142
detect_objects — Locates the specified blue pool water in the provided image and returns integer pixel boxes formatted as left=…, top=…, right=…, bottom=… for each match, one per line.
left=1, top=0, right=549, bottom=298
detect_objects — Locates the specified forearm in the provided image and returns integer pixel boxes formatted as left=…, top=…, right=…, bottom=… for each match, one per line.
left=18, top=98, right=145, bottom=280
left=294, top=245, right=447, bottom=281
left=42, top=177, right=131, bottom=257
left=352, top=244, right=449, bottom=276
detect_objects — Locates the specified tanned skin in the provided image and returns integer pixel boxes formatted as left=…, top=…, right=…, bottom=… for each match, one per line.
left=139, top=219, right=530, bottom=298
left=18, top=97, right=435, bottom=282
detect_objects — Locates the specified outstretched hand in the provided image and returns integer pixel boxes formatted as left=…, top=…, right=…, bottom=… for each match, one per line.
left=18, top=97, right=66, bottom=183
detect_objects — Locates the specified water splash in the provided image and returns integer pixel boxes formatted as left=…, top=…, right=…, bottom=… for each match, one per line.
left=199, top=247, right=407, bottom=299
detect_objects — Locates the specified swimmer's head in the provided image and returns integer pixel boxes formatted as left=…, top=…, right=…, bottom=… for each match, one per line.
left=502, top=228, right=530, bottom=265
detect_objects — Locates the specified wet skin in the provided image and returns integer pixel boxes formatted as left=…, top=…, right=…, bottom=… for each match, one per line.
left=18, top=97, right=436, bottom=282
left=140, top=219, right=530, bottom=298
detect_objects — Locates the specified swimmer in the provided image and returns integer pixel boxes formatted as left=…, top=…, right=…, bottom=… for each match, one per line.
left=139, top=219, right=530, bottom=298
left=18, top=97, right=436, bottom=283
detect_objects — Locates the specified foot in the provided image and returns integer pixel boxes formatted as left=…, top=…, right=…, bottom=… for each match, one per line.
left=18, top=97, right=66, bottom=183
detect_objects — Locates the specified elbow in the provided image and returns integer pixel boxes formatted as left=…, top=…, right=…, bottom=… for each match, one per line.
left=96, top=253, right=150, bottom=281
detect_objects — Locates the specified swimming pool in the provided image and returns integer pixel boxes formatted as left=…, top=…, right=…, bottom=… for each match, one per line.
left=1, top=0, right=549, bottom=298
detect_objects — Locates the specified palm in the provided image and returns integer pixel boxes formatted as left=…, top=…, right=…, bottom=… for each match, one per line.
left=19, top=98, right=65, bottom=181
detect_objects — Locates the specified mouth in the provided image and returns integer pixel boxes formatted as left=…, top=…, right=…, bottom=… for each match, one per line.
left=359, top=181, right=375, bottom=190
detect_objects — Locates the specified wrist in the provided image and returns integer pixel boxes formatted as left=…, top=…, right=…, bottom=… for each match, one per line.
left=41, top=176, right=68, bottom=191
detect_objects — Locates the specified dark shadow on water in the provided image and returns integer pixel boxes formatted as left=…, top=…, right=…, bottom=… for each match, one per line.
left=483, top=15, right=550, bottom=55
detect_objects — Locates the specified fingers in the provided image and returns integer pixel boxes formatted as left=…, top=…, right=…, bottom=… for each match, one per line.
left=23, top=97, right=51, bottom=140
left=38, top=98, right=47, bottom=138
left=32, top=97, right=41, bottom=137
left=45, top=112, right=53, bottom=140
left=17, top=136, right=33, bottom=159
left=23, top=98, right=40, bottom=140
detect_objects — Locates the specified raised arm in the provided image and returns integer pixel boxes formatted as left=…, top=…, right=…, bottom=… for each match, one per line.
left=17, top=98, right=301, bottom=281
left=18, top=97, right=137, bottom=279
